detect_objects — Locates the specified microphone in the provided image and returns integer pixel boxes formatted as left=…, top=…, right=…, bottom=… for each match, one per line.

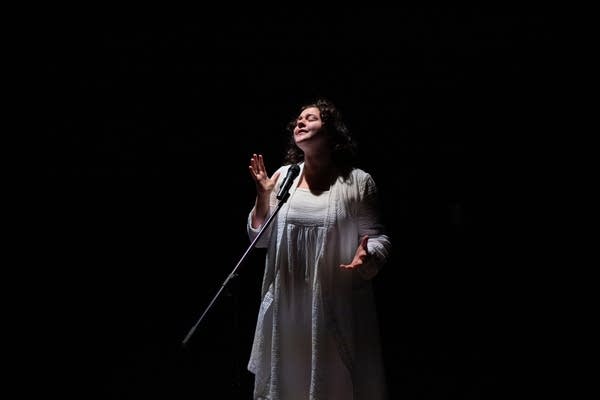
left=276, top=164, right=300, bottom=200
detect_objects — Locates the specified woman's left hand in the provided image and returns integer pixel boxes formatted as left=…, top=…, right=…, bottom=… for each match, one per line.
left=340, top=235, right=370, bottom=270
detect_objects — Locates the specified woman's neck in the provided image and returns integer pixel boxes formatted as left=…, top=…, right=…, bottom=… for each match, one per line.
left=300, top=154, right=335, bottom=190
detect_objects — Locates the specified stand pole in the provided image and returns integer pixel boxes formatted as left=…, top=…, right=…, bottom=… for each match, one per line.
left=181, top=192, right=291, bottom=347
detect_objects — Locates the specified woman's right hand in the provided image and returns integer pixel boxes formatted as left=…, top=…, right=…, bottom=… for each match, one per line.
left=248, top=154, right=281, bottom=195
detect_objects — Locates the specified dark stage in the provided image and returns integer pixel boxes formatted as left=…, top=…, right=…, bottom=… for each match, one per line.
left=37, top=7, right=557, bottom=399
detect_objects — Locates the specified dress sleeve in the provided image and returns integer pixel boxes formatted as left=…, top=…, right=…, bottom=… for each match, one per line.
left=357, top=173, right=391, bottom=278
left=246, top=165, right=285, bottom=248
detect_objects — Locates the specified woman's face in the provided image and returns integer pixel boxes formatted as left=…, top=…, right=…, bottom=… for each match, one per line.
left=293, top=107, right=326, bottom=150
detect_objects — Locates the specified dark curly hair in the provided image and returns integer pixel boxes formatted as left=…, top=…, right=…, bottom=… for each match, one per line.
left=283, top=98, right=358, bottom=174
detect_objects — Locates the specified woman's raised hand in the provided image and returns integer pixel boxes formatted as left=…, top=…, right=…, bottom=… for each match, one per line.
left=248, top=154, right=281, bottom=195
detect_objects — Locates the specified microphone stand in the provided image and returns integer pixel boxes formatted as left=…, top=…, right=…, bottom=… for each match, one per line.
left=182, top=191, right=292, bottom=347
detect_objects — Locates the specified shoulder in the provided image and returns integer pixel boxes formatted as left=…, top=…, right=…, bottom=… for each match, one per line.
left=335, top=168, right=377, bottom=192
left=275, top=164, right=292, bottom=174
left=283, top=162, right=302, bottom=171
left=274, top=163, right=299, bottom=181
left=347, top=167, right=376, bottom=185
left=349, top=167, right=371, bottom=179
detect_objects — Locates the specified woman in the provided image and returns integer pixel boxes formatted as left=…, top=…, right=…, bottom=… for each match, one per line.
left=247, top=98, right=391, bottom=400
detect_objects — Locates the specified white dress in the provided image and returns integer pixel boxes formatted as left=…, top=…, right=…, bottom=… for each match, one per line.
left=277, top=188, right=352, bottom=400
left=248, top=164, right=390, bottom=400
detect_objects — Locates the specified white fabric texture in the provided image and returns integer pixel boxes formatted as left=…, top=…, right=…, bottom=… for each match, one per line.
left=247, top=163, right=391, bottom=400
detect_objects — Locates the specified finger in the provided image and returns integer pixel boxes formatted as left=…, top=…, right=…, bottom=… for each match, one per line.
left=249, top=156, right=258, bottom=176
left=272, top=170, right=281, bottom=183
left=360, top=235, right=369, bottom=251
left=248, top=165, right=257, bottom=179
left=339, top=260, right=362, bottom=270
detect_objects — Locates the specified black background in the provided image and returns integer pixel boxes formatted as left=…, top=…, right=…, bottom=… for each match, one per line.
left=36, top=6, right=559, bottom=399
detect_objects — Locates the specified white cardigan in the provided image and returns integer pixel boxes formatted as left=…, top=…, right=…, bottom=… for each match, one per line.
left=247, top=162, right=391, bottom=400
